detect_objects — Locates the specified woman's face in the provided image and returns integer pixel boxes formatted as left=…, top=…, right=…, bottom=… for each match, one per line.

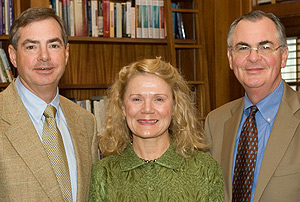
left=122, top=73, right=173, bottom=141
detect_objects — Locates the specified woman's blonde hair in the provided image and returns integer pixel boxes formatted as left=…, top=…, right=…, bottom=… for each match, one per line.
left=100, top=57, right=207, bottom=157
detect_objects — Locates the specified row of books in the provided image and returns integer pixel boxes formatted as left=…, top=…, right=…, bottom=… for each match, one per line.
left=0, top=48, right=14, bottom=83
left=49, top=0, right=167, bottom=39
left=76, top=96, right=107, bottom=134
left=0, top=0, right=13, bottom=35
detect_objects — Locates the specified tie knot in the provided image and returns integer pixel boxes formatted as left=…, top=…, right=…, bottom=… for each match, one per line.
left=44, top=105, right=57, bottom=118
left=249, top=105, right=258, bottom=117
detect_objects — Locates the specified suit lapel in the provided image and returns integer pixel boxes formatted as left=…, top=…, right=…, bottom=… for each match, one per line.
left=60, top=96, right=90, bottom=201
left=222, top=99, right=244, bottom=202
left=2, top=83, right=64, bottom=201
left=253, top=83, right=300, bottom=202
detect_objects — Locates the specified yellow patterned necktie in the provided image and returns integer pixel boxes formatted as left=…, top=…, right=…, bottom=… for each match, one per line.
left=42, top=105, right=72, bottom=202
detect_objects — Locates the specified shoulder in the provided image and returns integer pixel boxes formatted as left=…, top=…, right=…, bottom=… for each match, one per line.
left=208, top=98, right=243, bottom=117
left=206, top=97, right=244, bottom=124
left=59, top=95, right=95, bottom=119
left=183, top=151, right=222, bottom=178
left=91, top=155, right=121, bottom=177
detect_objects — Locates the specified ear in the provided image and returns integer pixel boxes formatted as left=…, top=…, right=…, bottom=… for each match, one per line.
left=227, top=48, right=233, bottom=70
left=280, top=46, right=289, bottom=69
left=8, top=45, right=17, bottom=68
left=122, top=104, right=126, bottom=117
left=65, top=43, right=70, bottom=65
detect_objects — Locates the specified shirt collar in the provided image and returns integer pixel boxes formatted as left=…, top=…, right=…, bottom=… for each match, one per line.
left=120, top=141, right=183, bottom=172
left=244, top=80, right=283, bottom=121
left=15, top=76, right=60, bottom=120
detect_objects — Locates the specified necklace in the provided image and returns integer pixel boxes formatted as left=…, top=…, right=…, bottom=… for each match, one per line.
left=130, top=140, right=158, bottom=163
left=139, top=157, right=157, bottom=163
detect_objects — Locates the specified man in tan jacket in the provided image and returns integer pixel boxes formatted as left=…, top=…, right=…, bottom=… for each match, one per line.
left=0, top=7, right=99, bottom=201
left=205, top=10, right=300, bottom=202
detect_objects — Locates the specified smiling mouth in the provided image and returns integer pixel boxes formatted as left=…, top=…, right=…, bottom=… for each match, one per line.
left=36, top=67, right=53, bottom=71
left=138, top=120, right=158, bottom=123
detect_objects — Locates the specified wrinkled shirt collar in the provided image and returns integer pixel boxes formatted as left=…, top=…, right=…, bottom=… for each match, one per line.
left=120, top=141, right=183, bottom=172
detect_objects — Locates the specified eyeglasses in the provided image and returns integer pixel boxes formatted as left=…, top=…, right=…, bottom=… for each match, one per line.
left=230, top=44, right=284, bottom=57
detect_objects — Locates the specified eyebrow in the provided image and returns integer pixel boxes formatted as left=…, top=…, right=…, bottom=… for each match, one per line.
left=235, top=40, right=274, bottom=47
left=21, top=37, right=63, bottom=47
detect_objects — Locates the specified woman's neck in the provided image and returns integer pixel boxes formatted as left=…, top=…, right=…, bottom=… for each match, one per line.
left=132, top=136, right=171, bottom=161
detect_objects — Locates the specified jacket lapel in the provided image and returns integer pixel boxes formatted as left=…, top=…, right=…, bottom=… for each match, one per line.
left=60, top=96, right=90, bottom=201
left=253, top=83, right=300, bottom=202
left=222, top=99, right=244, bottom=202
left=2, top=82, right=64, bottom=201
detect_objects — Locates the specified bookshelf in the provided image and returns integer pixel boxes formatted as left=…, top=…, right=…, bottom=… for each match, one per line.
left=1, top=0, right=211, bottom=121
left=252, top=0, right=300, bottom=37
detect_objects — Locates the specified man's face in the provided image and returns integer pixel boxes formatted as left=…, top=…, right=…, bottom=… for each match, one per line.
left=9, top=18, right=69, bottom=96
left=227, top=17, right=288, bottom=100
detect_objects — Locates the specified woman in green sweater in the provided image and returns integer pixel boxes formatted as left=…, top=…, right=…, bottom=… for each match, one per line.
left=89, top=58, right=224, bottom=202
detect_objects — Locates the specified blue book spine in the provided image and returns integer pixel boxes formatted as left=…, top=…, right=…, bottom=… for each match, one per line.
left=8, top=0, right=12, bottom=29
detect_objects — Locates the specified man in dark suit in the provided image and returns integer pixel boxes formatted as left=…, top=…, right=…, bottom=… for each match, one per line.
left=205, top=10, right=300, bottom=202
left=0, top=7, right=99, bottom=201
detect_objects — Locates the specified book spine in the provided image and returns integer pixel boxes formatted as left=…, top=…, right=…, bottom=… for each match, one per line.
left=125, top=1, right=131, bottom=38
left=177, top=6, right=185, bottom=39
left=152, top=0, right=159, bottom=39
left=102, top=0, right=110, bottom=37
left=0, top=0, right=3, bottom=35
left=171, top=3, right=178, bottom=39
left=122, top=3, right=126, bottom=37
left=62, top=0, right=71, bottom=35
left=74, top=0, right=84, bottom=36
left=0, top=49, right=8, bottom=82
left=147, top=0, right=152, bottom=38
left=135, top=0, right=141, bottom=38
left=8, top=0, right=12, bottom=30
left=82, top=0, right=88, bottom=36
left=69, top=0, right=75, bottom=36
left=130, top=1, right=135, bottom=38
left=116, top=2, right=122, bottom=38
left=0, top=59, right=7, bottom=83
left=141, top=0, right=148, bottom=38
left=158, top=0, right=164, bottom=39
left=0, top=48, right=12, bottom=82
left=97, top=0, right=103, bottom=37
left=109, top=1, right=114, bottom=38
left=4, top=0, right=9, bottom=34
left=87, top=0, right=92, bottom=36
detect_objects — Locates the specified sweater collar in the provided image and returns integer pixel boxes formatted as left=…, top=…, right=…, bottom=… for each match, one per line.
left=120, top=141, right=183, bottom=172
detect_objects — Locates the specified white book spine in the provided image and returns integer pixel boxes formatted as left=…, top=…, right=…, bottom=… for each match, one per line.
left=130, top=6, right=136, bottom=38
left=126, top=1, right=131, bottom=37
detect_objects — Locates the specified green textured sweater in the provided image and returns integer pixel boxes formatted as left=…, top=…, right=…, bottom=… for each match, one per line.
left=89, top=143, right=224, bottom=202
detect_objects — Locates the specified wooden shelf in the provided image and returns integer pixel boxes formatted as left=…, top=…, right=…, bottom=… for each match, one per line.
left=0, top=83, right=9, bottom=88
left=0, top=35, right=196, bottom=45
left=171, top=8, right=199, bottom=13
left=59, top=83, right=109, bottom=89
left=253, top=1, right=300, bottom=18
left=0, top=35, right=9, bottom=40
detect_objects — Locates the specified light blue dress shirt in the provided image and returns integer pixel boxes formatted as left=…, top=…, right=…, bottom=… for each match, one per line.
left=15, top=77, right=77, bottom=202
left=232, top=80, right=284, bottom=202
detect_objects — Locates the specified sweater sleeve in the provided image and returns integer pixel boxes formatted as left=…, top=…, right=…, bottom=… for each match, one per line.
left=89, top=162, right=107, bottom=202
left=208, top=161, right=225, bottom=202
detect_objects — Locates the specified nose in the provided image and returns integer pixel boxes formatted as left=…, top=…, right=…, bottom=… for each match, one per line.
left=38, top=46, right=50, bottom=62
left=141, top=100, right=155, bottom=114
left=247, top=47, right=261, bottom=62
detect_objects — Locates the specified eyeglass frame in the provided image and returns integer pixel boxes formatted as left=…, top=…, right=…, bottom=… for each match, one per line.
left=229, top=42, right=285, bottom=57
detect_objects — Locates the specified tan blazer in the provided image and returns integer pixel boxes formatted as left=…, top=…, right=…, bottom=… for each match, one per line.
left=205, top=81, right=300, bottom=202
left=0, top=82, right=99, bottom=201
